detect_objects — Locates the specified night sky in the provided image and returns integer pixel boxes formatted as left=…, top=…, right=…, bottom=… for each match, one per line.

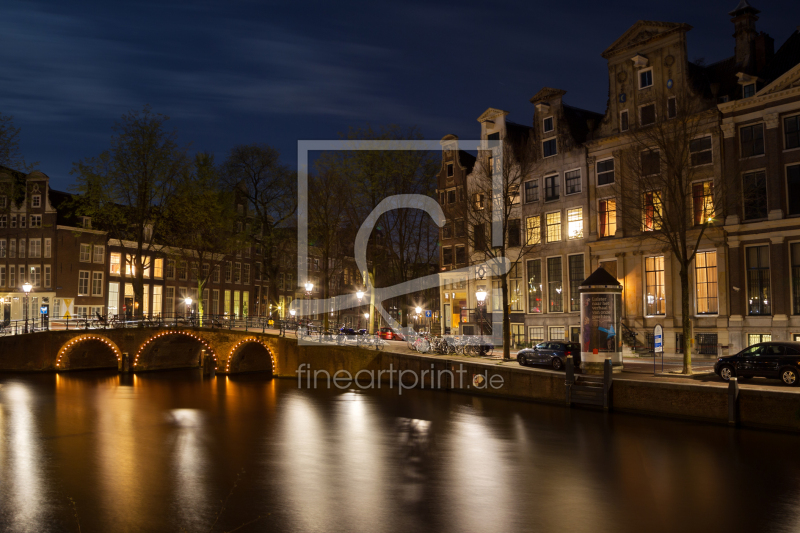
left=2, top=0, right=799, bottom=190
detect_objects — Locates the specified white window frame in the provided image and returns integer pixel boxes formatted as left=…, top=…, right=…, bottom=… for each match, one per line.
left=566, top=207, right=583, bottom=240
left=643, top=255, right=666, bottom=317
left=549, top=326, right=566, bottom=341
left=693, top=248, right=719, bottom=317
left=545, top=254, right=564, bottom=314
left=31, top=194, right=41, bottom=208
left=93, top=245, right=105, bottom=264
left=79, top=243, right=91, bottom=263
left=545, top=211, right=562, bottom=243
left=91, top=271, right=104, bottom=297
left=44, top=238, right=51, bottom=258
left=543, top=116, right=554, bottom=133
left=542, top=138, right=557, bottom=158
left=78, top=270, right=90, bottom=296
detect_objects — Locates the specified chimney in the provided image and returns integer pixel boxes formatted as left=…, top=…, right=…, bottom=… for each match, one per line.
left=729, top=0, right=761, bottom=74
left=755, top=31, right=774, bottom=73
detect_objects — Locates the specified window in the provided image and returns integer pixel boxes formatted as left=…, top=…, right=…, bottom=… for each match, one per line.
left=44, top=265, right=51, bottom=288
left=0, top=215, right=5, bottom=228
left=546, top=212, right=561, bottom=242
left=474, top=223, right=486, bottom=250
left=154, top=258, right=163, bottom=279
left=645, top=256, right=665, bottom=315
left=455, top=219, right=465, bottom=237
left=91, top=272, right=103, bottom=297
left=225, top=261, right=232, bottom=283
left=110, top=253, right=121, bottom=275
left=544, top=174, right=559, bottom=201
left=152, top=286, right=162, bottom=316
left=447, top=189, right=456, bottom=204
left=527, top=259, right=542, bottom=313
left=0, top=195, right=5, bottom=208
left=234, top=262, right=241, bottom=283
left=165, top=259, right=175, bottom=279
left=597, top=159, right=614, bottom=186
left=442, top=247, right=453, bottom=266
left=549, top=326, right=565, bottom=341
left=80, top=216, right=91, bottom=229
left=442, top=223, right=452, bottom=239
left=696, top=251, right=718, bottom=314
left=567, top=208, right=583, bottom=239
left=748, top=333, right=771, bottom=346
left=29, top=266, right=41, bottom=287
left=19, top=239, right=24, bottom=259
left=642, top=192, right=662, bottom=231
left=746, top=245, right=771, bottom=316
left=164, top=287, right=174, bottom=316
left=454, top=245, right=466, bottom=265
left=0, top=239, right=5, bottom=258
left=29, top=239, right=41, bottom=258
left=785, top=164, right=800, bottom=216
left=568, top=254, right=584, bottom=312
left=640, top=104, right=656, bottom=126
left=543, top=139, right=557, bottom=158
left=509, top=263, right=523, bottom=311
left=524, top=179, right=539, bottom=203
left=785, top=115, right=800, bottom=150
left=176, top=261, right=185, bottom=280
left=30, top=215, right=41, bottom=227
left=525, top=216, right=541, bottom=246
left=742, top=171, right=768, bottom=220
left=508, top=219, right=521, bottom=248
left=10, top=239, right=15, bottom=258
left=641, top=150, right=660, bottom=175
left=620, top=110, right=629, bottom=132
left=565, top=169, right=581, bottom=195
left=599, top=199, right=616, bottom=238
left=80, top=244, right=91, bottom=262
left=93, top=245, right=104, bottom=263
left=743, top=83, right=755, bottom=98
left=1, top=265, right=6, bottom=287
left=690, top=136, right=713, bottom=166
left=78, top=271, right=90, bottom=296
left=474, top=193, right=485, bottom=210
left=792, top=243, right=800, bottom=315
left=44, top=238, right=51, bottom=258
left=487, top=132, right=500, bottom=141
left=639, top=68, right=653, bottom=89
left=543, top=117, right=554, bottom=133
left=10, top=215, right=16, bottom=228
left=667, top=97, right=677, bottom=119
left=529, top=326, right=544, bottom=344
left=213, top=265, right=220, bottom=283
left=547, top=257, right=563, bottom=313
left=692, top=181, right=714, bottom=225
left=212, top=289, right=219, bottom=315
left=9, top=265, right=14, bottom=287
left=20, top=215, right=25, bottom=228
left=243, top=264, right=251, bottom=284
left=740, top=124, right=764, bottom=157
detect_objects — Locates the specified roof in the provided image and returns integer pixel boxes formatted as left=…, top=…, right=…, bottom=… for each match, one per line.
left=580, top=267, right=622, bottom=287
left=562, top=104, right=604, bottom=144
left=759, top=28, right=800, bottom=84
left=729, top=0, right=759, bottom=17
left=602, top=21, right=692, bottom=59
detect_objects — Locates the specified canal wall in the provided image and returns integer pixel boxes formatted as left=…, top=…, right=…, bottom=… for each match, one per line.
left=268, top=335, right=800, bottom=433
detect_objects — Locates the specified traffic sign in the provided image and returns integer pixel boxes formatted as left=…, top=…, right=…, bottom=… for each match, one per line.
left=424, top=310, right=432, bottom=318
left=654, top=324, right=663, bottom=353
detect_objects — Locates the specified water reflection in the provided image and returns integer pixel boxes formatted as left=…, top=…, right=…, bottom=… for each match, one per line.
left=0, top=371, right=800, bottom=532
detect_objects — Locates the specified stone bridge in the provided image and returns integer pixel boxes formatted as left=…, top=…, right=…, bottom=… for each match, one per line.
left=0, top=327, right=291, bottom=374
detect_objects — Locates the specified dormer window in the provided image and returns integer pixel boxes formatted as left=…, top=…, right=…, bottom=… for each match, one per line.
left=31, top=195, right=41, bottom=208
left=543, top=117, right=554, bottom=133
left=487, top=132, right=500, bottom=141
left=743, top=83, right=755, bottom=98
left=80, top=216, right=91, bottom=229
left=639, top=68, right=653, bottom=89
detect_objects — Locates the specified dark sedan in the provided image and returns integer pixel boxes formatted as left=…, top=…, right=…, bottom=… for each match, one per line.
left=517, top=341, right=581, bottom=371
left=714, top=341, right=800, bottom=386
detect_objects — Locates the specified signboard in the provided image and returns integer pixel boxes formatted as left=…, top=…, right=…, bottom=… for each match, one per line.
left=424, top=310, right=432, bottom=318
left=654, top=324, right=663, bottom=353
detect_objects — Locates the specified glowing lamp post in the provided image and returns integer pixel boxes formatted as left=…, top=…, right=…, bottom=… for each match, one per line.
left=185, top=297, right=193, bottom=321
left=475, top=288, right=487, bottom=336
left=23, top=282, right=32, bottom=333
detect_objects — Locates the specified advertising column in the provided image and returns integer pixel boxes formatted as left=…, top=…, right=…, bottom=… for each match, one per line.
left=579, top=267, right=623, bottom=374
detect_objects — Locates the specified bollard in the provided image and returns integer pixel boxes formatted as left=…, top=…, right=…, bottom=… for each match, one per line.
left=728, top=377, right=739, bottom=425
left=565, top=355, right=574, bottom=406
left=603, top=357, right=613, bottom=411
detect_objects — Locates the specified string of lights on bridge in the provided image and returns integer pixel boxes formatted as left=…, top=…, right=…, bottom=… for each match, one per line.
left=56, top=335, right=122, bottom=368
left=134, top=331, right=218, bottom=370
left=226, top=337, right=275, bottom=374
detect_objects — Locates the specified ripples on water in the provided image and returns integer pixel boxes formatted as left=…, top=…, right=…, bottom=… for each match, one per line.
left=0, top=369, right=799, bottom=533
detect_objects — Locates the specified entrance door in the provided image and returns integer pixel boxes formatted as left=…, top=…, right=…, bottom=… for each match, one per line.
left=570, top=326, right=580, bottom=343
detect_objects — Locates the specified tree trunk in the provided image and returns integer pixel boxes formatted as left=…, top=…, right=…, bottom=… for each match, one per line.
left=501, top=271, right=511, bottom=360
left=197, top=278, right=205, bottom=327
left=368, top=267, right=376, bottom=334
left=680, top=266, right=693, bottom=375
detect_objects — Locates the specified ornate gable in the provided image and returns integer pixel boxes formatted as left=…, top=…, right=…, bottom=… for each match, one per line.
left=477, top=107, right=508, bottom=123
left=530, top=87, right=567, bottom=104
left=602, top=20, right=692, bottom=59
left=758, top=63, right=800, bottom=96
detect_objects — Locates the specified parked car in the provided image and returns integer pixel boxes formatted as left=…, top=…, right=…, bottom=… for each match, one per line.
left=714, top=342, right=800, bottom=386
left=517, top=342, right=582, bottom=371
left=378, top=327, right=405, bottom=341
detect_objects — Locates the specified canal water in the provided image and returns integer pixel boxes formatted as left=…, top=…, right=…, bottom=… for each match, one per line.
left=0, top=370, right=799, bottom=533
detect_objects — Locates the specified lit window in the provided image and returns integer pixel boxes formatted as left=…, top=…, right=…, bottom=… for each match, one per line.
left=695, top=251, right=718, bottom=314
left=546, top=212, right=561, bottom=243
left=154, top=258, right=163, bottom=279
left=645, top=256, right=665, bottom=315
left=692, top=182, right=714, bottom=225
left=547, top=257, right=563, bottom=313
left=525, top=216, right=540, bottom=246
left=567, top=208, right=583, bottom=239
left=746, top=245, right=771, bottom=316
left=642, top=192, right=662, bottom=231
left=110, top=253, right=121, bottom=275
left=599, top=199, right=616, bottom=238
left=527, top=259, right=542, bottom=313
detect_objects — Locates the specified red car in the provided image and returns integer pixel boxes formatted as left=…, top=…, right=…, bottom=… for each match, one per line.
left=378, top=327, right=405, bottom=341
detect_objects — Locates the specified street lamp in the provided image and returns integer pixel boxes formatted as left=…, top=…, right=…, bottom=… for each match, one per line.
left=475, top=287, right=487, bottom=336
left=22, top=282, right=32, bottom=333
left=185, top=297, right=193, bottom=321
left=304, top=281, right=314, bottom=320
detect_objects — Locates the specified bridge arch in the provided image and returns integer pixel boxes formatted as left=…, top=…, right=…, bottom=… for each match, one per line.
left=133, top=331, right=218, bottom=371
left=225, top=337, right=275, bottom=375
left=57, top=334, right=122, bottom=371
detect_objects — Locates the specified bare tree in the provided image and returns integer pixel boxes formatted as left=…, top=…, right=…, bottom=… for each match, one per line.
left=221, top=144, right=296, bottom=318
left=455, top=129, right=541, bottom=360
left=71, top=106, right=189, bottom=319
left=612, top=94, right=724, bottom=374
left=0, top=111, right=35, bottom=171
